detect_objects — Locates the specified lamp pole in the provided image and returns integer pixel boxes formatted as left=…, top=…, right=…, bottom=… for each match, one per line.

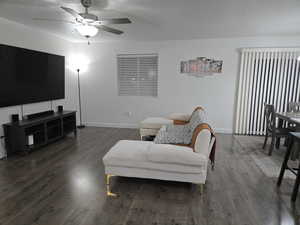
left=77, top=68, right=85, bottom=129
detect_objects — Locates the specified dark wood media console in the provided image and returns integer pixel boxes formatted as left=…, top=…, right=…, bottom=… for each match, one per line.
left=3, top=111, right=77, bottom=156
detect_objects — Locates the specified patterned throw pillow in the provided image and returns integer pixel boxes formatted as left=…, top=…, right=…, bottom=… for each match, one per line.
left=154, top=124, right=185, bottom=144
left=154, top=109, right=206, bottom=145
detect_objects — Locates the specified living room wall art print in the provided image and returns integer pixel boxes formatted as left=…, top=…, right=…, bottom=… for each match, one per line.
left=180, top=57, right=223, bottom=77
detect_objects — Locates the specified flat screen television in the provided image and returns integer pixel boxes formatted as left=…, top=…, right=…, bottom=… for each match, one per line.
left=0, top=44, right=65, bottom=108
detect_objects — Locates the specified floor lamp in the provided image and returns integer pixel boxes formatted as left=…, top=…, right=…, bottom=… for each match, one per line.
left=77, top=68, right=85, bottom=129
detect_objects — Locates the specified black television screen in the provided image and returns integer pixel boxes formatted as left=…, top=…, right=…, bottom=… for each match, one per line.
left=0, top=44, right=65, bottom=108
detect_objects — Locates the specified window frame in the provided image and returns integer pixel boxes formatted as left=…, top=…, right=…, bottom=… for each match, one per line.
left=117, top=53, right=158, bottom=97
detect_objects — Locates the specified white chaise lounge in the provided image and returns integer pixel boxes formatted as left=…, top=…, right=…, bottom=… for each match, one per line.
left=103, top=124, right=215, bottom=196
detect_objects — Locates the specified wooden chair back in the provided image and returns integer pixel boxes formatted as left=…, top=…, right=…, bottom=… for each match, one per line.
left=264, top=104, right=275, bottom=133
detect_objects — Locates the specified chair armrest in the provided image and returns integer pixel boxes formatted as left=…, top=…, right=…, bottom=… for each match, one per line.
left=194, top=129, right=212, bottom=157
left=173, top=120, right=189, bottom=125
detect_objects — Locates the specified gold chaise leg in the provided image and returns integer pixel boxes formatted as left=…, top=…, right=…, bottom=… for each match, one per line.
left=106, top=174, right=118, bottom=197
left=199, top=184, right=204, bottom=195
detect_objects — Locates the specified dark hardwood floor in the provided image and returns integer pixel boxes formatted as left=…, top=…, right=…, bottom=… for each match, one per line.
left=0, top=127, right=299, bottom=225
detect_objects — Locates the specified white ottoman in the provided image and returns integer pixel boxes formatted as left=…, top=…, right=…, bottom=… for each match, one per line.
left=139, top=117, right=173, bottom=139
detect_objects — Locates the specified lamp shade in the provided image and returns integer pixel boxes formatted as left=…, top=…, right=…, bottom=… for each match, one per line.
left=68, top=54, right=89, bottom=73
left=75, top=25, right=99, bottom=38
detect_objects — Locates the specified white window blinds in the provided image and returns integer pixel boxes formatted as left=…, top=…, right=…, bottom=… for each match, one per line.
left=235, top=48, right=300, bottom=135
left=117, top=54, right=158, bottom=96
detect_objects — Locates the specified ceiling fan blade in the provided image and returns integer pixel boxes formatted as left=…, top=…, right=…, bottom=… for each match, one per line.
left=94, top=18, right=131, bottom=25
left=61, top=7, right=84, bottom=21
left=33, top=18, right=75, bottom=24
left=96, top=25, right=124, bottom=35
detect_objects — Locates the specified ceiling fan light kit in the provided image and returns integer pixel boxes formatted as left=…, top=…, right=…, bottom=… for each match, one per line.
left=75, top=24, right=99, bottom=38
left=34, top=0, right=131, bottom=44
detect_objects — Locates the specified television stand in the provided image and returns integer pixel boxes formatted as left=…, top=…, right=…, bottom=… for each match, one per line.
left=3, top=111, right=77, bottom=156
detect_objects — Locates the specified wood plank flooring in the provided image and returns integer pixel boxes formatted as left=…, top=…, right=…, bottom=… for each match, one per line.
left=0, top=127, right=299, bottom=225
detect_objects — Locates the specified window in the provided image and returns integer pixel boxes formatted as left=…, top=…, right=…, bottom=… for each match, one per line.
left=117, top=54, right=158, bottom=96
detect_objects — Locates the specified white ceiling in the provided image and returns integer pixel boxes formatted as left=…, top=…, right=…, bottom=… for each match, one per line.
left=0, top=0, right=300, bottom=42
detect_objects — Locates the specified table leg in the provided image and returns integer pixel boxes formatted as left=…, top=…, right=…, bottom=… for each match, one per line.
left=277, top=136, right=294, bottom=187
left=276, top=118, right=284, bottom=149
left=276, top=138, right=281, bottom=149
left=292, top=157, right=300, bottom=201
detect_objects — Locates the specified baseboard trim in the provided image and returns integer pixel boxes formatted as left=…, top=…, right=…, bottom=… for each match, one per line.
left=86, top=122, right=139, bottom=129
left=86, top=122, right=232, bottom=134
left=214, top=128, right=233, bottom=134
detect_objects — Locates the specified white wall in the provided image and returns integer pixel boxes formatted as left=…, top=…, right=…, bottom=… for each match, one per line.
left=0, top=18, right=78, bottom=158
left=75, top=36, right=300, bottom=133
left=2, top=16, right=300, bottom=159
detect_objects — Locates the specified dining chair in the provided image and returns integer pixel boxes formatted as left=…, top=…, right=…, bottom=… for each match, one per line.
left=288, top=102, right=300, bottom=113
left=262, top=104, right=290, bottom=155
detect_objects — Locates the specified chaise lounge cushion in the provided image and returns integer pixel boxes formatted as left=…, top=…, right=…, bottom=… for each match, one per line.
left=140, top=117, right=173, bottom=129
left=103, top=140, right=206, bottom=174
left=146, top=143, right=207, bottom=166
left=167, top=113, right=191, bottom=122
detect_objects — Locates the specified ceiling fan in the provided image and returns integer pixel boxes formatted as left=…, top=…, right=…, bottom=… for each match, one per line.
left=34, top=0, right=131, bottom=42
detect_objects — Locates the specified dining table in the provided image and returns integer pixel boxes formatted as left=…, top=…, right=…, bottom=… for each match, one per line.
left=276, top=111, right=300, bottom=126
left=276, top=111, right=300, bottom=201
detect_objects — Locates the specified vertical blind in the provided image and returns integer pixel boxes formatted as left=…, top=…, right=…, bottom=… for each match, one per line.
left=117, top=54, right=158, bottom=96
left=235, top=48, right=300, bottom=135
